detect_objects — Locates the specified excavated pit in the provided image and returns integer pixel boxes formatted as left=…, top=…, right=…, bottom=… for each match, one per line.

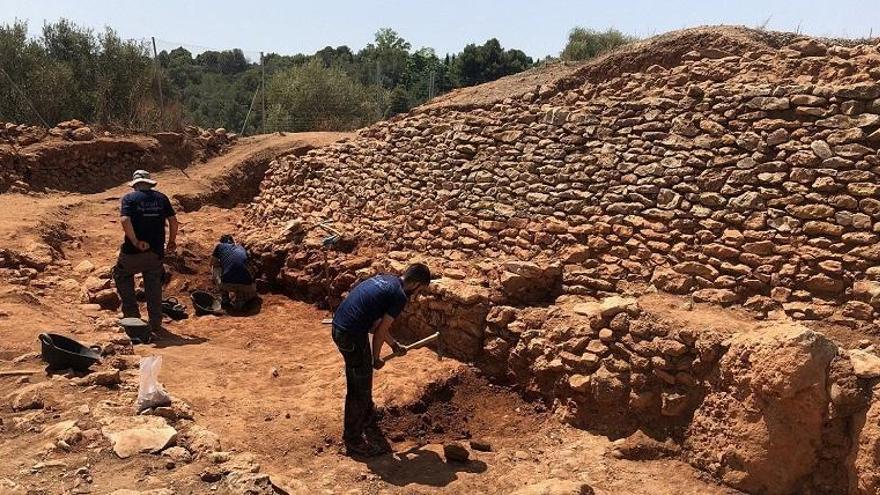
left=379, top=369, right=543, bottom=447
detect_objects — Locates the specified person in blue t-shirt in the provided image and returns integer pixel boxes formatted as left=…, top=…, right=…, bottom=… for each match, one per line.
left=331, top=263, right=432, bottom=457
left=113, top=170, right=179, bottom=341
left=211, top=234, right=257, bottom=310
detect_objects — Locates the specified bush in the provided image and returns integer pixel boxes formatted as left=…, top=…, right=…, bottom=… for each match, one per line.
left=560, top=27, right=637, bottom=61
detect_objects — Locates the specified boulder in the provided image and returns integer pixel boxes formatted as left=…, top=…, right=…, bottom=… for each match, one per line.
left=849, top=349, right=880, bottom=379
left=72, top=369, right=121, bottom=387
left=93, top=289, right=121, bottom=310
left=8, top=382, right=51, bottom=411
left=692, top=289, right=738, bottom=305
left=685, top=323, right=837, bottom=495
left=651, top=267, right=693, bottom=294
left=852, top=385, right=880, bottom=494
left=70, top=126, right=94, bottom=141
left=224, top=472, right=278, bottom=495
left=499, top=261, right=562, bottom=305
left=610, top=430, right=680, bottom=460
left=73, top=260, right=95, bottom=274
left=185, top=425, right=222, bottom=455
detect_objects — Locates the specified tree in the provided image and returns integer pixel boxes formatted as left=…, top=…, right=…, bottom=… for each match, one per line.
left=357, top=28, right=411, bottom=89
left=451, top=38, right=532, bottom=87
left=560, top=27, right=637, bottom=61
left=265, top=60, right=378, bottom=132
left=0, top=18, right=539, bottom=132
left=94, top=28, right=152, bottom=124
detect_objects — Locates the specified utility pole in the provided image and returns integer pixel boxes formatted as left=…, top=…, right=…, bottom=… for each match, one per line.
left=428, top=70, right=435, bottom=100
left=151, top=37, right=164, bottom=121
left=260, top=51, right=266, bottom=133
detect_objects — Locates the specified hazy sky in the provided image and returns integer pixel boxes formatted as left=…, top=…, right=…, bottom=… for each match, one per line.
left=2, top=0, right=879, bottom=59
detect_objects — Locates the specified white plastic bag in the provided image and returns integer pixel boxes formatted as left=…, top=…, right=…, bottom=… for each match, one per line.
left=136, top=355, right=171, bottom=412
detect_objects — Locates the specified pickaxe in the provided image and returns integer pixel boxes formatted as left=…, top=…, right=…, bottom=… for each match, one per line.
left=381, top=331, right=443, bottom=362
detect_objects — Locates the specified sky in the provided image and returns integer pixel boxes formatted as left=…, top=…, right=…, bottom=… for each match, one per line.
left=1, top=0, right=879, bottom=59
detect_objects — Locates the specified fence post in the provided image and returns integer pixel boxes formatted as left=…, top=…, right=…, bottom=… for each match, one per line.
left=0, top=65, right=49, bottom=128
left=151, top=37, right=164, bottom=122
left=261, top=52, right=266, bottom=133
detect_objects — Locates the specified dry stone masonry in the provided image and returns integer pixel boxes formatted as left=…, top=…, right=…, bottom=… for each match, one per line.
left=0, top=124, right=235, bottom=194
left=249, top=31, right=880, bottom=324
left=242, top=28, right=880, bottom=494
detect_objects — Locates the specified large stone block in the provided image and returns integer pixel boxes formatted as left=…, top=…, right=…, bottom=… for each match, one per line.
left=685, top=323, right=837, bottom=495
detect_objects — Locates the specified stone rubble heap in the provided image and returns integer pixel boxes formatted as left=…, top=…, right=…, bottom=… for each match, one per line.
left=2, top=339, right=285, bottom=495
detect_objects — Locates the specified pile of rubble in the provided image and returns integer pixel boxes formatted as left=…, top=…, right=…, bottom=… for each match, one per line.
left=2, top=339, right=287, bottom=495
left=0, top=121, right=46, bottom=146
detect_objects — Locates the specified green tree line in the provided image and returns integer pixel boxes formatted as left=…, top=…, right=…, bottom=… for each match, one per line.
left=0, top=19, right=636, bottom=133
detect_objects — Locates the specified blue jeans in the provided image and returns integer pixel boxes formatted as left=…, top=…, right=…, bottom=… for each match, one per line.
left=332, top=325, right=374, bottom=444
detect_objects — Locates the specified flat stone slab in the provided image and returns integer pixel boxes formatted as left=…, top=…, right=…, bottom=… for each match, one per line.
left=101, top=415, right=177, bottom=458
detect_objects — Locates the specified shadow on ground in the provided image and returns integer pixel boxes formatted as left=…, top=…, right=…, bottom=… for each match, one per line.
left=364, top=445, right=487, bottom=487
left=151, top=327, right=208, bottom=348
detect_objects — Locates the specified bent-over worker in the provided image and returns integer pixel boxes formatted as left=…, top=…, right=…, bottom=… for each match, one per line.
left=331, top=263, right=432, bottom=457
left=211, top=234, right=257, bottom=310
left=113, top=170, right=178, bottom=341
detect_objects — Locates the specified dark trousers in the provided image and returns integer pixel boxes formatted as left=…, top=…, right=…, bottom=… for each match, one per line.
left=332, top=325, right=373, bottom=444
left=114, top=251, right=164, bottom=331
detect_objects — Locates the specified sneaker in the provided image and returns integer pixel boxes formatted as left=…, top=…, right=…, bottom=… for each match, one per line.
left=161, top=297, right=188, bottom=320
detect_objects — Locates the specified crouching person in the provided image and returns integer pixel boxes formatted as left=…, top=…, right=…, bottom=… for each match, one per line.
left=211, top=234, right=257, bottom=310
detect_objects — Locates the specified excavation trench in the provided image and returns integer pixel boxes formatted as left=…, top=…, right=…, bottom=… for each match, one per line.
left=245, top=235, right=879, bottom=494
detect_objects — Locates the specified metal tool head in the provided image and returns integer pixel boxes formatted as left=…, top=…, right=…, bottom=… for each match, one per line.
left=322, top=234, right=339, bottom=248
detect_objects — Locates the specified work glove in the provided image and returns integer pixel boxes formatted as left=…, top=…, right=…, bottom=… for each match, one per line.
left=373, top=357, right=385, bottom=370
left=391, top=341, right=407, bottom=357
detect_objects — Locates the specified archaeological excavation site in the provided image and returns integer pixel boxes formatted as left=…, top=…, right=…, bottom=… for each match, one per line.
left=5, top=26, right=880, bottom=495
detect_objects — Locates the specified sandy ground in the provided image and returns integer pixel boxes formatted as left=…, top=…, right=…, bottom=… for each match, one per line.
left=0, top=132, right=742, bottom=494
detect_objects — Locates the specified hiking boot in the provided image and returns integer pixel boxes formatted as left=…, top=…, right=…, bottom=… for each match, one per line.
left=344, top=439, right=384, bottom=458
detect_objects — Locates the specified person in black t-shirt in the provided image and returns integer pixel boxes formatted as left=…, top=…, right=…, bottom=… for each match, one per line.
left=331, top=263, right=432, bottom=457
left=113, top=170, right=179, bottom=340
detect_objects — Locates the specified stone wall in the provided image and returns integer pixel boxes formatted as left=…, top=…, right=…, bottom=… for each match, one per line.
left=240, top=29, right=880, bottom=494
left=248, top=34, right=880, bottom=322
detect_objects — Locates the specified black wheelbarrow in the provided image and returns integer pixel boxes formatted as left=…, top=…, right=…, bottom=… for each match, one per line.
left=39, top=333, right=101, bottom=371
left=191, top=290, right=223, bottom=316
